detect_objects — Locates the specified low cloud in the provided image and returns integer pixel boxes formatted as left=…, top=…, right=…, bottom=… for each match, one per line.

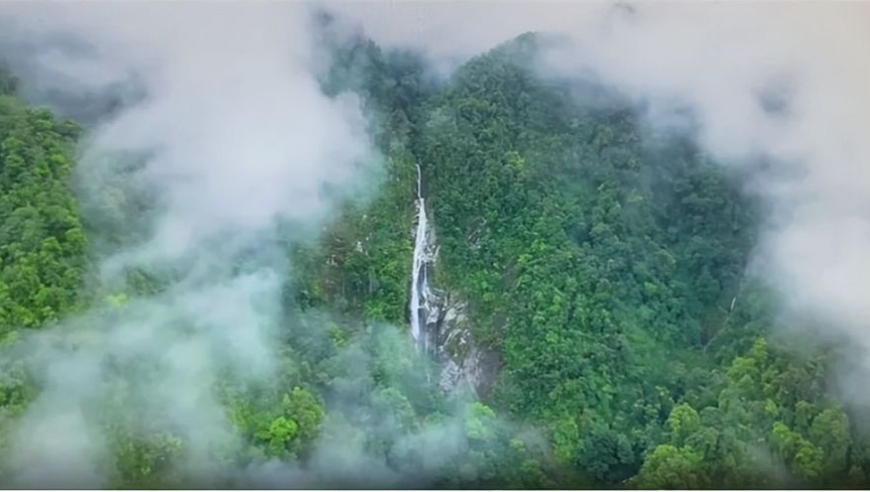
left=0, top=1, right=374, bottom=487
left=331, top=0, right=870, bottom=377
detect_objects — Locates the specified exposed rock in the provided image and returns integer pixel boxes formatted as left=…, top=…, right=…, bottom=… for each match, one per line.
left=416, top=242, right=497, bottom=396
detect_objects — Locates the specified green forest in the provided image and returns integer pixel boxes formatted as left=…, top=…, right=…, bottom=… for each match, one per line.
left=0, top=28, right=868, bottom=489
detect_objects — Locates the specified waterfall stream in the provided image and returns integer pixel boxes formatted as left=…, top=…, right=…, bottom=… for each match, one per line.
left=409, top=164, right=430, bottom=353
left=407, top=164, right=481, bottom=394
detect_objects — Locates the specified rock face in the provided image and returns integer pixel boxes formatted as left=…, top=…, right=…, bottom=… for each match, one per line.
left=426, top=285, right=487, bottom=395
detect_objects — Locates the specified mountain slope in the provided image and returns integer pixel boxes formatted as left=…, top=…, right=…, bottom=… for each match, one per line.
left=298, top=33, right=868, bottom=488
left=0, top=32, right=868, bottom=489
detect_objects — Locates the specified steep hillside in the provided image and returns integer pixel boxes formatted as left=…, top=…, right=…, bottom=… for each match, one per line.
left=291, top=33, right=870, bottom=488
left=0, top=31, right=868, bottom=489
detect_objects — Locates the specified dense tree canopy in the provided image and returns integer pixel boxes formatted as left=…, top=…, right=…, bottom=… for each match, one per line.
left=0, top=31, right=867, bottom=489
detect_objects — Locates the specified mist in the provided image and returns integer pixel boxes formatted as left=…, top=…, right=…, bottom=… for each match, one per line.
left=0, top=1, right=378, bottom=488
left=546, top=2, right=870, bottom=403
left=0, top=1, right=537, bottom=488
left=3, top=0, right=870, bottom=488
left=330, top=0, right=870, bottom=396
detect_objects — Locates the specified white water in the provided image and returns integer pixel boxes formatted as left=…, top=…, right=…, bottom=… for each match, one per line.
left=408, top=165, right=479, bottom=393
left=410, top=164, right=430, bottom=353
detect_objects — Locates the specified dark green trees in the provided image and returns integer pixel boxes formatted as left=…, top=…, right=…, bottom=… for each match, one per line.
left=0, top=30, right=867, bottom=489
left=0, top=92, right=86, bottom=336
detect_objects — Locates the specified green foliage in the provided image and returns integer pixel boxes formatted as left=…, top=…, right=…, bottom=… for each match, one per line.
left=109, top=431, right=184, bottom=488
left=288, top=33, right=870, bottom=488
left=2, top=33, right=869, bottom=490
left=634, top=444, right=707, bottom=489
left=256, top=416, right=299, bottom=456
left=290, top=33, right=435, bottom=327
left=0, top=90, right=89, bottom=471
left=401, top=37, right=760, bottom=484
left=0, top=96, right=87, bottom=334
left=282, top=386, right=325, bottom=448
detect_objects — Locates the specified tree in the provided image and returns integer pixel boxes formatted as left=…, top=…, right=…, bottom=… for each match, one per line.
left=634, top=444, right=708, bottom=489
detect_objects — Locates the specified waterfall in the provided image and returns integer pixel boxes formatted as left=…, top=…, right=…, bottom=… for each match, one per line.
left=410, top=164, right=429, bottom=353
left=407, top=164, right=481, bottom=395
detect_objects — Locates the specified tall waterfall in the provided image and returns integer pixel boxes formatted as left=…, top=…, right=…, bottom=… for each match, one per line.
left=410, top=164, right=430, bottom=353
left=407, top=165, right=481, bottom=395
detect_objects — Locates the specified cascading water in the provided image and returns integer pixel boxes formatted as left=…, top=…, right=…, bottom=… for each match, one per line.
left=410, top=164, right=430, bottom=353
left=407, top=164, right=486, bottom=395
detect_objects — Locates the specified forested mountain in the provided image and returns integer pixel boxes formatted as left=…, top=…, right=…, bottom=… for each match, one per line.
left=0, top=29, right=868, bottom=489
